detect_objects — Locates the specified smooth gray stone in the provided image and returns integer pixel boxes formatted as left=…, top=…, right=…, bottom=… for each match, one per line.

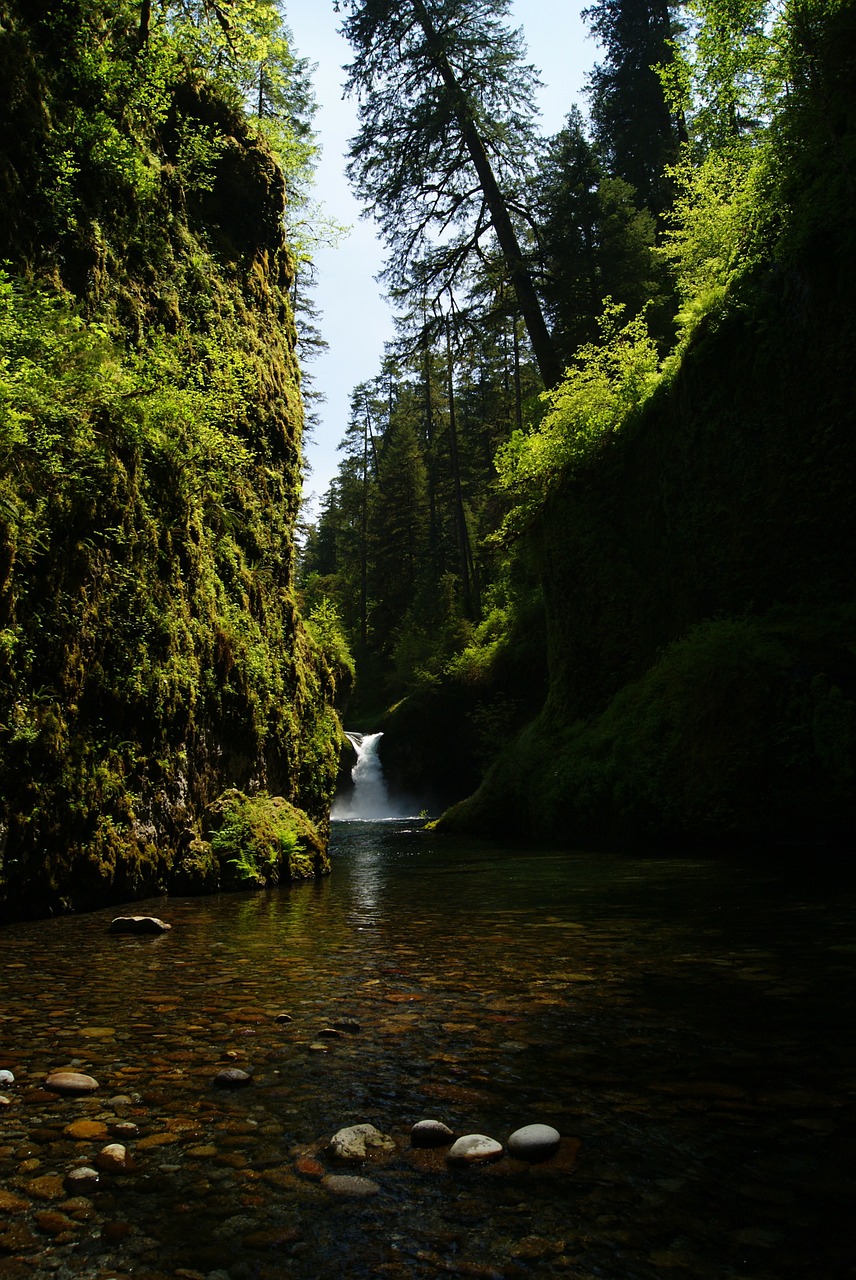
left=507, top=1123, right=561, bottom=1162
left=45, top=1071, right=99, bottom=1094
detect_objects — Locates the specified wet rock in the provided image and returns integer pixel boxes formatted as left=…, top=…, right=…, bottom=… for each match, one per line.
left=242, top=1224, right=301, bottom=1249
left=0, top=1189, right=29, bottom=1214
left=64, top=1119, right=109, bottom=1141
left=322, top=1174, right=380, bottom=1197
left=411, top=1119, right=455, bottom=1148
left=328, top=1123, right=396, bottom=1161
left=507, top=1124, right=561, bottom=1162
left=45, top=1071, right=99, bottom=1095
left=212, top=1068, right=252, bottom=1089
left=96, top=1143, right=129, bottom=1172
left=0, top=1069, right=14, bottom=1086
left=447, top=1134, right=504, bottom=1163
left=26, top=1174, right=66, bottom=1200
left=309, top=1042, right=332, bottom=1052
left=274, top=1013, right=293, bottom=1023
left=110, top=1120, right=139, bottom=1139
left=295, top=1155, right=325, bottom=1178
left=332, top=1018, right=361, bottom=1033
left=0, top=1095, right=10, bottom=1107
left=108, top=916, right=172, bottom=934
left=317, top=1027, right=345, bottom=1038
left=64, top=1167, right=100, bottom=1193
left=34, top=1211, right=78, bottom=1237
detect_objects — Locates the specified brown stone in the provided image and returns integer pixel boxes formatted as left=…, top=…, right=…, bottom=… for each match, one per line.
left=241, top=1226, right=301, bottom=1249
left=25, top=1174, right=65, bottom=1200
left=34, top=1211, right=77, bottom=1236
left=0, top=1225, right=37, bottom=1255
left=44, top=1072, right=99, bottom=1095
left=95, top=1143, right=129, bottom=1172
left=0, top=1191, right=29, bottom=1215
left=294, top=1156, right=325, bottom=1179
left=136, top=1132, right=180, bottom=1149
left=64, top=1119, right=109, bottom=1140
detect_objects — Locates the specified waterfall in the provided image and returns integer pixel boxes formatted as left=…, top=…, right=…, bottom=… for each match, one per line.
left=332, top=731, right=392, bottom=820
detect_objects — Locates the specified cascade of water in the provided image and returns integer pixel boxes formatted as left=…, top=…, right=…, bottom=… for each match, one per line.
left=332, top=731, right=391, bottom=820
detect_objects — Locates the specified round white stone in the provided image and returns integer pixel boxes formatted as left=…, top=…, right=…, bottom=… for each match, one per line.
left=447, top=1134, right=504, bottom=1163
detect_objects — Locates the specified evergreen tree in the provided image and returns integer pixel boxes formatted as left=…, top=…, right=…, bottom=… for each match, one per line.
left=584, top=0, right=687, bottom=214
left=335, top=0, right=562, bottom=388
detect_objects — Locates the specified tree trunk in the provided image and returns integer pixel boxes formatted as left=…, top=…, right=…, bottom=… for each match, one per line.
left=410, top=0, right=563, bottom=390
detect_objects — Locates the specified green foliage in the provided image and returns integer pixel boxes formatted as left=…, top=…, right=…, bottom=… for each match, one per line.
left=441, top=611, right=856, bottom=847
left=209, top=789, right=317, bottom=887
left=0, top=1, right=342, bottom=918
left=494, top=301, right=660, bottom=529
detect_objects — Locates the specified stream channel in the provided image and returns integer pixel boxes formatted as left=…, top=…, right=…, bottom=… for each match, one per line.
left=1, top=822, right=854, bottom=1279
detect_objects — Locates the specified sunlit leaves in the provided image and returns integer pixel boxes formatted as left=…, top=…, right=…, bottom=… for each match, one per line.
left=495, top=302, right=660, bottom=531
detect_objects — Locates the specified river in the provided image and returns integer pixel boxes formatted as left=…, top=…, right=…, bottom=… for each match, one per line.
left=0, top=822, right=854, bottom=1279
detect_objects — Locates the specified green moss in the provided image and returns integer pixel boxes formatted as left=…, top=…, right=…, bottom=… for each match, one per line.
left=440, top=609, right=856, bottom=850
left=204, top=788, right=328, bottom=889
left=0, top=5, right=341, bottom=919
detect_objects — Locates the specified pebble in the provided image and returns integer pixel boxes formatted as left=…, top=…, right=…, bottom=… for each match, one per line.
left=64, top=1167, right=100, bottom=1192
left=212, top=1068, right=252, bottom=1089
left=328, top=1124, right=396, bottom=1161
left=108, top=916, right=172, bottom=934
left=411, top=1119, right=455, bottom=1148
left=507, top=1123, right=561, bottom=1162
left=447, top=1134, right=504, bottom=1163
left=0, top=1094, right=10, bottom=1107
left=274, top=1013, right=293, bottom=1023
left=0, top=1069, right=14, bottom=1086
left=44, top=1071, right=99, bottom=1095
left=322, top=1174, right=380, bottom=1198
left=96, top=1143, right=129, bottom=1172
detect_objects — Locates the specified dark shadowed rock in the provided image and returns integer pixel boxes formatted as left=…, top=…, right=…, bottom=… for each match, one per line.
left=411, top=1119, right=455, bottom=1148
left=212, top=1068, right=252, bottom=1089
left=108, top=916, right=172, bottom=935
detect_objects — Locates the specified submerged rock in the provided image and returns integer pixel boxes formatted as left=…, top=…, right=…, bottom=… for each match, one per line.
left=328, top=1123, right=396, bottom=1161
left=507, top=1123, right=561, bottom=1162
left=322, top=1174, right=380, bottom=1198
left=96, top=1143, right=129, bottom=1172
left=212, top=1068, right=252, bottom=1089
left=0, top=1069, right=14, bottom=1086
left=411, top=1119, right=455, bottom=1148
left=108, top=916, right=172, bottom=935
left=447, top=1134, right=504, bottom=1163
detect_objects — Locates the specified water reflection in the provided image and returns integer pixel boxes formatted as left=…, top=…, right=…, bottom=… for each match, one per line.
left=0, top=826, right=854, bottom=1279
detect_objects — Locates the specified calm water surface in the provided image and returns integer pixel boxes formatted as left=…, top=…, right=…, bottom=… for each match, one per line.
left=1, top=823, right=854, bottom=1279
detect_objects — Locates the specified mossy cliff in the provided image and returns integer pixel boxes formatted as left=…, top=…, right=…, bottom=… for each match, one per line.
left=441, top=247, right=856, bottom=850
left=0, top=1, right=348, bottom=918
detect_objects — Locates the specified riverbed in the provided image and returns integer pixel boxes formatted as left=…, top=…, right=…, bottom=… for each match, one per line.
left=1, top=823, right=854, bottom=1279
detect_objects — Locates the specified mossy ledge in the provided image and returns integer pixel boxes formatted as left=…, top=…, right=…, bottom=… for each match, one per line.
left=0, top=2, right=349, bottom=919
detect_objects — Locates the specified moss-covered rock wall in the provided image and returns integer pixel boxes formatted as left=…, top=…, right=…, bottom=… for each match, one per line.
left=440, top=247, right=856, bottom=851
left=0, top=1, right=347, bottom=917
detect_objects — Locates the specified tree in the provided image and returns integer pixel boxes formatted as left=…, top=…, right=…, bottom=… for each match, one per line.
left=584, top=0, right=687, bottom=215
left=335, top=0, right=562, bottom=389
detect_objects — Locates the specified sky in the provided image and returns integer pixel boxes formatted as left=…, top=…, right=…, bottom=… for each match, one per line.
left=282, top=1, right=599, bottom=519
